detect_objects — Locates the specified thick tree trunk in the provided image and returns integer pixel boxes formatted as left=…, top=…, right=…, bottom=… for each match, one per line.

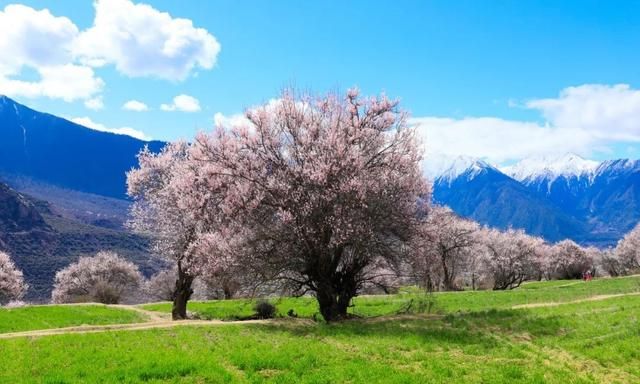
left=223, top=285, right=233, bottom=300
left=316, top=279, right=356, bottom=322
left=172, top=267, right=194, bottom=320
left=222, top=279, right=236, bottom=300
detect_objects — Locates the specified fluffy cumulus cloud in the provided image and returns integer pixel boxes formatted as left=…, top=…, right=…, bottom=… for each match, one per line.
left=0, top=1, right=219, bottom=105
left=0, top=4, right=77, bottom=75
left=71, top=116, right=150, bottom=141
left=526, top=84, right=640, bottom=142
left=0, top=5, right=103, bottom=102
left=123, top=100, right=149, bottom=112
left=416, top=84, right=640, bottom=165
left=161, top=94, right=201, bottom=112
left=75, top=0, right=221, bottom=81
left=0, top=64, right=104, bottom=102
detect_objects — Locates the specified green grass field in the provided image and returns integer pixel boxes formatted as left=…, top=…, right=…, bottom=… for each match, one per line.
left=140, top=275, right=640, bottom=320
left=1, top=276, right=639, bottom=383
left=0, top=304, right=147, bottom=333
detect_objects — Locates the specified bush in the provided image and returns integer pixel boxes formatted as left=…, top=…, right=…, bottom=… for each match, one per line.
left=51, top=251, right=143, bottom=304
left=254, top=300, right=276, bottom=319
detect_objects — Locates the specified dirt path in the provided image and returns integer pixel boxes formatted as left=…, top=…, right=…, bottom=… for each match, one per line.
left=512, top=292, right=640, bottom=309
left=0, top=303, right=271, bottom=340
left=109, top=304, right=171, bottom=322
left=0, top=318, right=270, bottom=340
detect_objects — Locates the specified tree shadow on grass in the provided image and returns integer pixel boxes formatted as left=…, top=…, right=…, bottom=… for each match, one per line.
left=251, top=308, right=565, bottom=352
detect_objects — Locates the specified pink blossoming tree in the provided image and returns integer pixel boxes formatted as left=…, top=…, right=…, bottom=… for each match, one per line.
left=409, top=206, right=479, bottom=291
left=481, top=228, right=544, bottom=290
left=131, top=89, right=429, bottom=322
left=0, top=251, right=28, bottom=305
left=549, top=239, right=593, bottom=279
left=615, top=223, right=640, bottom=273
left=51, top=251, right=143, bottom=304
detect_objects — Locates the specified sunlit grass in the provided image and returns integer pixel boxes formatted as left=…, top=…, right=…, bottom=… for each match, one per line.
left=0, top=304, right=147, bottom=333
left=3, top=295, right=640, bottom=383
left=1, top=276, right=639, bottom=383
left=140, top=276, right=640, bottom=320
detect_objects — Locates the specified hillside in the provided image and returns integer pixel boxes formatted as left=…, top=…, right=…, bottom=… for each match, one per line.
left=0, top=181, right=161, bottom=300
left=0, top=95, right=164, bottom=199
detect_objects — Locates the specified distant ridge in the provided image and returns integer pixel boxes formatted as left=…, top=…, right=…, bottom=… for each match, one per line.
left=430, top=153, right=640, bottom=246
left=0, top=95, right=165, bottom=199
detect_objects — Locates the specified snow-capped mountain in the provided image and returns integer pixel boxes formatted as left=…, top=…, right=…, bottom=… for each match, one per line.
left=428, top=153, right=640, bottom=246
left=505, top=153, right=599, bottom=184
left=424, top=154, right=496, bottom=184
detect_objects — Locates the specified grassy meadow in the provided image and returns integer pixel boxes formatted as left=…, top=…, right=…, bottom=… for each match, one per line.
left=0, top=304, right=147, bottom=333
left=140, top=275, right=640, bottom=320
left=1, top=276, right=639, bottom=383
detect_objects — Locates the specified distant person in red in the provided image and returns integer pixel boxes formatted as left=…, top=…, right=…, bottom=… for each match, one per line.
left=583, top=271, right=593, bottom=281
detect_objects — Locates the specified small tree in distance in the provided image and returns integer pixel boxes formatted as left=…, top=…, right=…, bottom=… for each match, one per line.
left=409, top=206, right=479, bottom=291
left=550, top=240, right=592, bottom=279
left=615, top=223, right=640, bottom=273
left=51, top=251, right=143, bottom=304
left=144, top=268, right=178, bottom=302
left=481, top=228, right=542, bottom=290
left=0, top=251, right=28, bottom=305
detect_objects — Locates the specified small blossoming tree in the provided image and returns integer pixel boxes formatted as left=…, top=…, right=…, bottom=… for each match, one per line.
left=409, top=206, right=479, bottom=291
left=549, top=239, right=593, bottom=279
left=615, top=223, right=640, bottom=273
left=0, top=251, right=28, bottom=305
left=51, top=251, right=143, bottom=304
left=481, top=228, right=543, bottom=290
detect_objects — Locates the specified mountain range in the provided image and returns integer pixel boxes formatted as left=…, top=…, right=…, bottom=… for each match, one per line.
left=0, top=95, right=638, bottom=297
left=429, top=154, right=640, bottom=245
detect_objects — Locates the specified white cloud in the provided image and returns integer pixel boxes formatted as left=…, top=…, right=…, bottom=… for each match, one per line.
left=0, top=5, right=103, bottom=103
left=415, top=84, right=640, bottom=165
left=161, top=94, right=201, bottom=112
left=213, top=112, right=250, bottom=128
left=70, top=116, right=150, bottom=141
left=0, top=1, right=220, bottom=105
left=412, top=116, right=593, bottom=164
left=0, top=4, right=78, bottom=75
left=84, top=96, right=104, bottom=110
left=123, top=99, right=149, bottom=112
left=75, top=0, right=221, bottom=81
left=0, top=64, right=104, bottom=102
left=526, top=84, right=640, bottom=142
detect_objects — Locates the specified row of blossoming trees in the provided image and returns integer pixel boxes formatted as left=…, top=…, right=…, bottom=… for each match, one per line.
left=1, top=90, right=639, bottom=321
left=407, top=206, right=639, bottom=292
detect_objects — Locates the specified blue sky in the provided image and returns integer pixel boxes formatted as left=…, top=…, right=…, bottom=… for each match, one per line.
left=1, top=0, right=640, bottom=165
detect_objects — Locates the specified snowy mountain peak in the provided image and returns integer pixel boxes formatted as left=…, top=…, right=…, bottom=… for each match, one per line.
left=595, top=158, right=640, bottom=176
left=504, top=153, right=599, bottom=182
left=423, top=154, right=493, bottom=183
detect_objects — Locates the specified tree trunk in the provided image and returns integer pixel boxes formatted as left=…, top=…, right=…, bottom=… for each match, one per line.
left=172, top=267, right=194, bottom=320
left=316, top=280, right=356, bottom=322
left=441, top=254, right=457, bottom=291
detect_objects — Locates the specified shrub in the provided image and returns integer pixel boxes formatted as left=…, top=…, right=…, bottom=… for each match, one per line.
left=51, top=251, right=143, bottom=304
left=254, top=300, right=276, bottom=319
